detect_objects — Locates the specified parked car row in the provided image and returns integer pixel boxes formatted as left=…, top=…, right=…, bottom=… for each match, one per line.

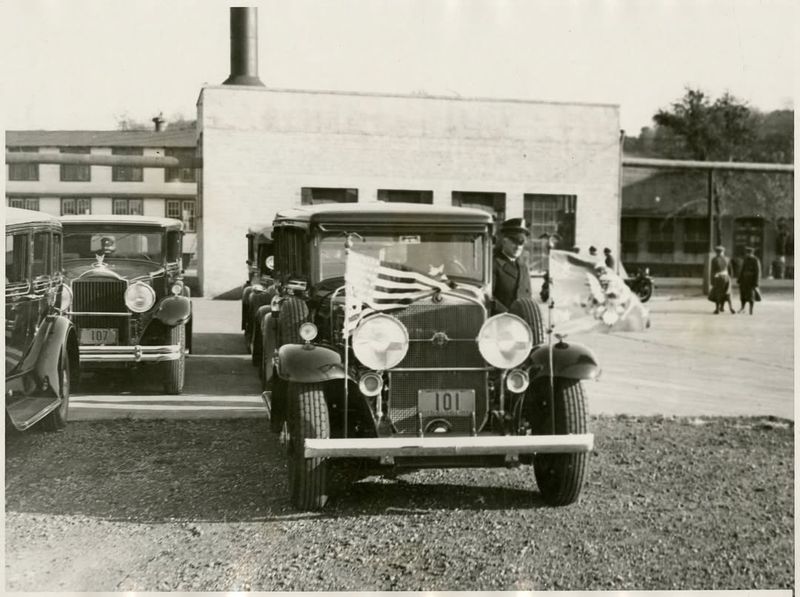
left=5, top=209, right=193, bottom=433
left=242, top=203, right=600, bottom=511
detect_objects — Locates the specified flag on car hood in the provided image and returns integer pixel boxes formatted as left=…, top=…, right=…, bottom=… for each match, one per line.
left=344, top=249, right=450, bottom=334
left=546, top=250, right=650, bottom=334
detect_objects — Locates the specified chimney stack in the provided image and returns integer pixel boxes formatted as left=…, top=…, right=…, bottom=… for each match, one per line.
left=152, top=113, right=165, bottom=132
left=223, top=7, right=264, bottom=86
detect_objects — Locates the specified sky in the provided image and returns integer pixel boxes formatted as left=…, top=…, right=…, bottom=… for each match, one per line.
left=1, top=0, right=796, bottom=135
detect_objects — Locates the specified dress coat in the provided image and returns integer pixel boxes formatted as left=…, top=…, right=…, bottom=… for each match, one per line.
left=709, top=254, right=732, bottom=303
left=492, top=250, right=532, bottom=310
left=737, top=254, right=762, bottom=303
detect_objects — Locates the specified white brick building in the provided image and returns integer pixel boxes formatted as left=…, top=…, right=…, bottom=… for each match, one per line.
left=197, top=86, right=621, bottom=298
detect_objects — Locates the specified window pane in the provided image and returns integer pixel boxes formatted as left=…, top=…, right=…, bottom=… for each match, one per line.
left=301, top=187, right=358, bottom=205
left=6, top=234, right=28, bottom=283
left=523, top=194, right=577, bottom=274
left=32, top=231, right=50, bottom=277
left=113, top=198, right=143, bottom=215
left=60, top=147, right=91, bottom=181
left=112, top=147, right=143, bottom=182
left=165, top=148, right=196, bottom=182
left=8, top=197, right=40, bottom=211
left=8, top=147, right=40, bottom=181
left=377, top=189, right=433, bottom=204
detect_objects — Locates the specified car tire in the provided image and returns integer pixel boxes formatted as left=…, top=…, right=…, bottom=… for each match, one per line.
left=278, top=297, right=309, bottom=345
left=42, top=347, right=70, bottom=432
left=163, top=323, right=186, bottom=395
left=527, top=378, right=588, bottom=506
left=509, top=297, right=546, bottom=346
left=286, top=382, right=329, bottom=510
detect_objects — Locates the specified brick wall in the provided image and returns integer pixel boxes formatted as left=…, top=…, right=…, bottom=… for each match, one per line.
left=198, top=86, right=620, bottom=297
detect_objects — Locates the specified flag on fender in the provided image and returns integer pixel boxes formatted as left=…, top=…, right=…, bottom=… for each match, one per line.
left=546, top=249, right=650, bottom=334
left=343, top=249, right=450, bottom=334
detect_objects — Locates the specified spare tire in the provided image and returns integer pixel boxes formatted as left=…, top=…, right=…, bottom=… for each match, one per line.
left=509, top=297, right=546, bottom=346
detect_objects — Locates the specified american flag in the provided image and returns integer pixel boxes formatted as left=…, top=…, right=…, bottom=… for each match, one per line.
left=343, top=249, right=450, bottom=334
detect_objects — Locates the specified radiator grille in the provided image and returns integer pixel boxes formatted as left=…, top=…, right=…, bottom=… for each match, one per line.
left=394, top=296, right=485, bottom=368
left=388, top=370, right=488, bottom=435
left=72, top=278, right=129, bottom=344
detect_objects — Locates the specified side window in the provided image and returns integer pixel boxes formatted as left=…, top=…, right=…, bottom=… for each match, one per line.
left=52, top=232, right=62, bottom=273
left=166, top=231, right=182, bottom=262
left=6, top=233, right=29, bottom=283
left=32, top=231, right=51, bottom=277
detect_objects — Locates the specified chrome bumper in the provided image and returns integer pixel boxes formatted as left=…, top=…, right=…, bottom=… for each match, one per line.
left=79, top=344, right=182, bottom=363
left=304, top=433, right=594, bottom=459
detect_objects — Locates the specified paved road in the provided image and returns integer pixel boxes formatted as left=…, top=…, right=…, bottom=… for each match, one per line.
left=70, top=292, right=795, bottom=422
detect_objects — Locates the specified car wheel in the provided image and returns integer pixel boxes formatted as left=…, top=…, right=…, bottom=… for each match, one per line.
left=638, top=282, right=653, bottom=303
left=509, top=297, right=546, bottom=346
left=42, top=348, right=70, bottom=431
left=286, top=382, right=329, bottom=510
left=163, top=323, right=186, bottom=395
left=278, top=297, right=309, bottom=344
left=527, top=378, right=588, bottom=506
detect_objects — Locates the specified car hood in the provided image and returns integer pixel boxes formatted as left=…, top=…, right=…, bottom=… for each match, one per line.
left=64, top=259, right=164, bottom=282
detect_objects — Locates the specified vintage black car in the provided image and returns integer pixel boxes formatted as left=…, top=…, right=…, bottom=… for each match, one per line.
left=261, top=203, right=600, bottom=510
left=60, top=215, right=192, bottom=394
left=241, top=224, right=275, bottom=363
left=6, top=208, right=78, bottom=431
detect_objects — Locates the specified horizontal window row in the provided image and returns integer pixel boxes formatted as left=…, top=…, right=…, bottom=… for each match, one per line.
left=6, top=197, right=196, bottom=232
left=6, top=147, right=195, bottom=183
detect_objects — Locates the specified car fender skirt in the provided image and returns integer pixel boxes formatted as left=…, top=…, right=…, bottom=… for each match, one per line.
left=304, top=434, right=594, bottom=459
left=32, top=315, right=73, bottom=397
left=154, top=295, right=191, bottom=326
left=277, top=344, right=345, bottom=383
left=528, top=342, right=601, bottom=381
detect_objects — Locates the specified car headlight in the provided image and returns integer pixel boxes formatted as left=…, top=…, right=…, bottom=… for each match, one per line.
left=124, top=282, right=156, bottom=313
left=299, top=322, right=318, bottom=342
left=352, top=314, right=409, bottom=370
left=477, top=313, right=533, bottom=369
left=60, top=284, right=73, bottom=312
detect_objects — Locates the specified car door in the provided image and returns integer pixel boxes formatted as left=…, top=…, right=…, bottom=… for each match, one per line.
left=5, top=230, right=35, bottom=374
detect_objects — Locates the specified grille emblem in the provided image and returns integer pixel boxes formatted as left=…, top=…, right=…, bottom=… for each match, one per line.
left=431, top=331, right=450, bottom=348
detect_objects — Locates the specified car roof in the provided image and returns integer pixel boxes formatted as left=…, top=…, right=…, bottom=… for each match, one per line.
left=5, top=208, right=62, bottom=228
left=60, top=214, right=183, bottom=230
left=274, top=202, right=494, bottom=227
left=247, top=224, right=273, bottom=238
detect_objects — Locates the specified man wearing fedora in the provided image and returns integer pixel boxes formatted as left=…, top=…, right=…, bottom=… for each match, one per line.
left=493, top=217, right=532, bottom=310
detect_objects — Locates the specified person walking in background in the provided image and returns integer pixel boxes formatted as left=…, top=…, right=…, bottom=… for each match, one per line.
left=493, top=218, right=532, bottom=310
left=708, top=245, right=735, bottom=314
left=603, top=247, right=616, bottom=271
left=737, top=246, right=762, bottom=315
left=588, top=246, right=598, bottom=260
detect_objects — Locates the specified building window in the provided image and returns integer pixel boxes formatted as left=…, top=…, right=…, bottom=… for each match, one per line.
left=7, top=197, right=40, bottom=210
left=166, top=199, right=196, bottom=232
left=7, top=147, right=39, bottom=181
left=647, top=218, right=675, bottom=254
left=112, top=147, right=144, bottom=182
left=620, top=218, right=640, bottom=256
left=61, top=198, right=92, bottom=215
left=452, top=192, right=506, bottom=231
left=523, top=194, right=577, bottom=274
left=682, top=218, right=709, bottom=254
left=60, top=147, right=91, bottom=182
left=301, top=187, right=358, bottom=205
left=377, top=189, right=433, bottom=204
left=164, top=148, right=196, bottom=182
left=112, top=198, right=143, bottom=215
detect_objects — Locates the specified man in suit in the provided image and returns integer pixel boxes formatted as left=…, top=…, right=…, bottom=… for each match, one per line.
left=493, top=217, right=532, bottom=310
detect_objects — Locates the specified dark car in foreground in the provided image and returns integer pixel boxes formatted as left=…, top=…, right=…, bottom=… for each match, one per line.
left=5, top=208, right=79, bottom=431
left=60, top=215, right=192, bottom=394
left=260, top=203, right=600, bottom=510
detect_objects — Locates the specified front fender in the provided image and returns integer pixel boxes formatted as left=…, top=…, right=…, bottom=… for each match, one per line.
left=528, top=341, right=601, bottom=381
left=154, top=295, right=192, bottom=327
left=30, top=315, right=74, bottom=397
left=261, top=311, right=277, bottom=384
left=277, top=344, right=345, bottom=383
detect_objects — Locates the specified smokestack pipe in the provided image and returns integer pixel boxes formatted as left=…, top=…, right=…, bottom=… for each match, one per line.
left=223, top=7, right=264, bottom=86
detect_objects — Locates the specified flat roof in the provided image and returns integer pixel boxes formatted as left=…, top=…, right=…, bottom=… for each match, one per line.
left=275, top=202, right=494, bottom=226
left=6, top=129, right=196, bottom=148
left=60, top=214, right=183, bottom=229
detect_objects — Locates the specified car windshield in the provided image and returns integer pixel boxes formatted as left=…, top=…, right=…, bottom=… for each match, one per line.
left=318, top=231, right=485, bottom=283
left=63, top=230, right=163, bottom=262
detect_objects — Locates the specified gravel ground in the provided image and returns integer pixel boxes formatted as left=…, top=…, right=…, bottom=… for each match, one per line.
left=5, top=415, right=794, bottom=592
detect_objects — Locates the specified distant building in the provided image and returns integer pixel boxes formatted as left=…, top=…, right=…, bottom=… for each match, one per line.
left=5, top=128, right=198, bottom=262
left=621, top=167, right=794, bottom=278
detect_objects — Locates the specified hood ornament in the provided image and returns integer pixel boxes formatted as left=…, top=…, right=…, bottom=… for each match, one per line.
left=93, top=253, right=107, bottom=268
left=431, top=331, right=450, bottom=348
